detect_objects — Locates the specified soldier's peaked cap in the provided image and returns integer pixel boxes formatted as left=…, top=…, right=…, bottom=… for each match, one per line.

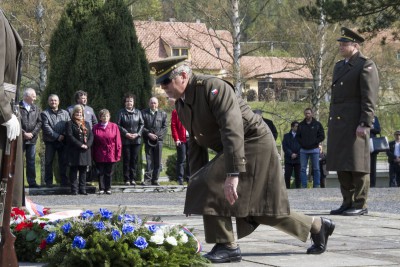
left=149, top=56, right=188, bottom=84
left=337, top=27, right=365, bottom=43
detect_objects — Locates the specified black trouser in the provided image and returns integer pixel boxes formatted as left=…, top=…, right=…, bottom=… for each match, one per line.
left=23, top=143, right=37, bottom=186
left=44, top=141, right=68, bottom=186
left=144, top=141, right=163, bottom=184
left=389, top=163, right=400, bottom=187
left=284, top=162, right=301, bottom=189
left=70, top=165, right=87, bottom=193
left=370, top=152, right=378, bottom=187
left=176, top=142, right=190, bottom=183
left=122, top=144, right=141, bottom=183
left=96, top=162, right=115, bottom=191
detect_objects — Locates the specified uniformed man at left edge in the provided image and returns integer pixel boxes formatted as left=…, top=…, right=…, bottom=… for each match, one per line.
left=0, top=8, right=24, bottom=207
left=151, top=56, right=336, bottom=263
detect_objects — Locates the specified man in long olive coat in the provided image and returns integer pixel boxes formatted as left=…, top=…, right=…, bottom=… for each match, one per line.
left=0, top=9, right=24, bottom=207
left=328, top=27, right=379, bottom=216
left=151, top=56, right=335, bottom=263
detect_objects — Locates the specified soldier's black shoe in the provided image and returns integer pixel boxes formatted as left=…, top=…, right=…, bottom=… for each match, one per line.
left=203, top=243, right=242, bottom=263
left=343, top=208, right=368, bottom=216
left=151, top=181, right=160, bottom=186
left=330, top=206, right=350, bottom=215
left=307, top=217, right=335, bottom=254
left=29, top=184, right=41, bottom=188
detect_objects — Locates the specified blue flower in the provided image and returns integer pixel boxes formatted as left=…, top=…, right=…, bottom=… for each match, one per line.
left=99, top=208, right=113, bottom=220
left=46, top=232, right=56, bottom=244
left=148, top=224, right=159, bottom=233
left=134, top=236, right=148, bottom=250
left=81, top=210, right=94, bottom=219
left=111, top=229, right=121, bottom=241
left=122, top=224, right=135, bottom=234
left=118, top=214, right=135, bottom=223
left=72, top=236, right=86, bottom=249
left=61, top=222, right=71, bottom=234
left=93, top=221, right=106, bottom=231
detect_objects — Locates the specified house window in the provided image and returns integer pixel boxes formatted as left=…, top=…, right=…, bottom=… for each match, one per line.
left=172, top=49, right=180, bottom=56
left=172, top=48, right=189, bottom=57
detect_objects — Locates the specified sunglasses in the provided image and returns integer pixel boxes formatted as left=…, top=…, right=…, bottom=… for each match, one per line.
left=160, top=78, right=172, bottom=86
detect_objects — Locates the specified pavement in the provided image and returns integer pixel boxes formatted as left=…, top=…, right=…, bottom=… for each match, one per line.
left=18, top=186, right=400, bottom=266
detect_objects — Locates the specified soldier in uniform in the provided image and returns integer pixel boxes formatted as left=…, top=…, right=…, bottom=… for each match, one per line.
left=328, top=27, right=379, bottom=216
left=151, top=56, right=335, bottom=263
left=0, top=8, right=24, bottom=207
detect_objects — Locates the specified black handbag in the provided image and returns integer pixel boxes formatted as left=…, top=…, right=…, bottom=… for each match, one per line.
left=369, top=136, right=389, bottom=153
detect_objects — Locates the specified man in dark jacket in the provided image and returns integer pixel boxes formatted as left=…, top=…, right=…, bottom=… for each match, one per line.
left=386, top=130, right=400, bottom=187
left=282, top=121, right=301, bottom=189
left=19, top=88, right=41, bottom=188
left=41, top=94, right=70, bottom=187
left=141, top=97, right=167, bottom=186
left=296, top=108, right=325, bottom=188
left=369, top=116, right=381, bottom=187
left=254, top=109, right=278, bottom=140
left=151, top=56, right=335, bottom=263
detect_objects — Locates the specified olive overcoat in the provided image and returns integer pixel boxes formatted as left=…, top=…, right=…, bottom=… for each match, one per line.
left=327, top=52, right=379, bottom=173
left=176, top=75, right=289, bottom=237
left=0, top=10, right=24, bottom=207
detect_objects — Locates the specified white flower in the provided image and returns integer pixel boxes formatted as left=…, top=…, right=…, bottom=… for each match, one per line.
left=154, top=229, right=164, bottom=236
left=43, top=224, right=56, bottom=232
left=165, top=236, right=177, bottom=246
left=150, top=234, right=164, bottom=245
left=179, top=230, right=188, bottom=244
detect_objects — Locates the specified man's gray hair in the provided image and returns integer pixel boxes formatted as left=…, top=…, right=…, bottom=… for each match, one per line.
left=169, top=64, right=192, bottom=79
left=23, top=87, right=36, bottom=97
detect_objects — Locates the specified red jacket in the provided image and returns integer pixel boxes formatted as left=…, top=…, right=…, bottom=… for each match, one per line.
left=92, top=122, right=122, bottom=163
left=171, top=109, right=187, bottom=143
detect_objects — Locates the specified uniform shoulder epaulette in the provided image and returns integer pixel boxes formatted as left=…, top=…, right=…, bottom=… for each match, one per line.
left=196, top=79, right=204, bottom=85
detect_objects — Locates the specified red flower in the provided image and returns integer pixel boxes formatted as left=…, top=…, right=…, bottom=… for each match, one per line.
left=39, top=239, right=47, bottom=250
left=11, top=207, right=26, bottom=219
left=15, top=222, right=29, bottom=231
left=39, top=223, right=46, bottom=229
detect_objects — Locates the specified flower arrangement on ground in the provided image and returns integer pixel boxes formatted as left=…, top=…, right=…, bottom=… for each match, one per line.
left=11, top=207, right=209, bottom=266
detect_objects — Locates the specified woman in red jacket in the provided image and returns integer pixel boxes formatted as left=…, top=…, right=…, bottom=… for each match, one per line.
left=92, top=109, right=122, bottom=194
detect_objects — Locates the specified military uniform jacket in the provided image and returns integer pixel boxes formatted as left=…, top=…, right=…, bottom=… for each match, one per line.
left=327, top=52, right=379, bottom=172
left=0, top=9, right=24, bottom=206
left=176, top=74, right=289, bottom=220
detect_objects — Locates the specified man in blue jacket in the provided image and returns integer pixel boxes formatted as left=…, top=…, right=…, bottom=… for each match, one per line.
left=296, top=108, right=325, bottom=188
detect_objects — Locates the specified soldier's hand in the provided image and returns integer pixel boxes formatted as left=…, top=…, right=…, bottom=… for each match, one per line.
left=356, top=125, right=368, bottom=138
left=2, top=114, right=20, bottom=141
left=224, top=176, right=239, bottom=205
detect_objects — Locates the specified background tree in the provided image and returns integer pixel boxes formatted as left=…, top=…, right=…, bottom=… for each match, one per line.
left=44, top=0, right=152, bottom=118
left=299, top=0, right=400, bottom=33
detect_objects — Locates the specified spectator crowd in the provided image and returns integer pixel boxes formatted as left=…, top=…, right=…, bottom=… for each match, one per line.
left=21, top=89, right=174, bottom=195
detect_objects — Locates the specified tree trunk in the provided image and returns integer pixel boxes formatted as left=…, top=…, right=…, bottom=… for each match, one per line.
left=231, top=0, right=242, bottom=96
left=35, top=1, right=47, bottom=93
left=311, top=3, right=326, bottom=120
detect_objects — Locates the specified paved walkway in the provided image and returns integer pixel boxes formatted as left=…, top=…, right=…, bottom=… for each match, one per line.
left=19, top=188, right=400, bottom=266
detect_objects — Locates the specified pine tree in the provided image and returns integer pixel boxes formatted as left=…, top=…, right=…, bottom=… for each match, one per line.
left=44, top=0, right=151, bottom=116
